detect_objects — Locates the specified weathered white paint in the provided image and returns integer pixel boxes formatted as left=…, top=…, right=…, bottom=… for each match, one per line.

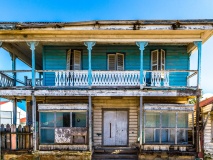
left=144, top=103, right=194, bottom=112
left=39, top=144, right=88, bottom=151
left=103, top=110, right=128, bottom=146
left=38, top=103, right=88, bottom=111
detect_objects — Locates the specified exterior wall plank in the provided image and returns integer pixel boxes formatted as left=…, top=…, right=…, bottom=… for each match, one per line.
left=43, top=45, right=189, bottom=87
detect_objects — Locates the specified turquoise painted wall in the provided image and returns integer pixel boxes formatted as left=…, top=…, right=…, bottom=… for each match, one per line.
left=43, top=45, right=189, bottom=86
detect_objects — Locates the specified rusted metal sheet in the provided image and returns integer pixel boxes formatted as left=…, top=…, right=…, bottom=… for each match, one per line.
left=144, top=103, right=194, bottom=112
left=38, top=103, right=88, bottom=111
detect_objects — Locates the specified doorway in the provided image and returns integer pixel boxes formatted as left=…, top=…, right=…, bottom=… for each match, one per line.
left=103, top=110, right=128, bottom=146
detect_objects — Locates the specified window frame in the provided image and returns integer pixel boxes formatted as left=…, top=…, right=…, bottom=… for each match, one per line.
left=66, top=49, right=82, bottom=70
left=39, top=110, right=87, bottom=144
left=151, top=49, right=166, bottom=71
left=144, top=111, right=192, bottom=145
left=107, top=52, right=125, bottom=71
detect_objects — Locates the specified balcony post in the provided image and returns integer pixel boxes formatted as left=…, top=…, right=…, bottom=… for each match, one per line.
left=27, top=42, right=38, bottom=87
left=84, top=41, right=96, bottom=88
left=12, top=53, right=17, bottom=86
left=12, top=98, right=17, bottom=126
left=136, top=41, right=148, bottom=89
left=194, top=41, right=202, bottom=89
left=139, top=96, right=143, bottom=146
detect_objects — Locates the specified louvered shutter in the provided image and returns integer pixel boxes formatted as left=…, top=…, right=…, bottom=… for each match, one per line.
left=108, top=54, right=116, bottom=70
left=151, top=50, right=158, bottom=70
left=73, top=50, right=81, bottom=70
left=116, top=53, right=124, bottom=71
left=66, top=49, right=71, bottom=70
left=160, top=49, right=165, bottom=70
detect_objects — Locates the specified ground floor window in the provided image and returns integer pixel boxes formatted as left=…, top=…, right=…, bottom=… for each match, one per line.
left=144, top=112, right=193, bottom=144
left=40, top=111, right=87, bottom=144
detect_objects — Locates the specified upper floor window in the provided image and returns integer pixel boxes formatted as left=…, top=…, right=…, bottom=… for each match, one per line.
left=151, top=49, right=165, bottom=71
left=66, top=49, right=81, bottom=70
left=108, top=53, right=124, bottom=71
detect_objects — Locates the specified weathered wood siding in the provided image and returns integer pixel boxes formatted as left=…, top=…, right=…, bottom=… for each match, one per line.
left=92, top=97, right=139, bottom=147
left=202, top=105, right=213, bottom=159
left=43, top=45, right=189, bottom=86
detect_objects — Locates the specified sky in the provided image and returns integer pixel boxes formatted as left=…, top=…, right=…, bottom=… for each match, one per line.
left=0, top=0, right=213, bottom=93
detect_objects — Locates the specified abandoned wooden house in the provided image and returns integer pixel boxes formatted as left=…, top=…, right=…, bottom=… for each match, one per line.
left=0, top=20, right=213, bottom=159
left=198, top=96, right=213, bottom=159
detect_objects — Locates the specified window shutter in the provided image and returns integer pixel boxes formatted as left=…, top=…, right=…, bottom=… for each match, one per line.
left=160, top=49, right=165, bottom=70
left=108, top=54, right=116, bottom=70
left=73, top=50, right=81, bottom=70
left=116, top=53, right=124, bottom=71
left=66, top=49, right=71, bottom=70
left=151, top=50, right=158, bottom=70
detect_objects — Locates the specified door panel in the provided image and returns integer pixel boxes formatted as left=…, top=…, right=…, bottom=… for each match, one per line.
left=115, top=111, right=128, bottom=145
left=103, top=111, right=116, bottom=145
left=103, top=110, right=128, bottom=146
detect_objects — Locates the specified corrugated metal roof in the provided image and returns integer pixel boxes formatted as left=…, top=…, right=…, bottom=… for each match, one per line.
left=0, top=19, right=213, bottom=30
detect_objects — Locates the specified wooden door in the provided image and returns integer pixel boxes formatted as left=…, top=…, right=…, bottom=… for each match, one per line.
left=103, top=110, right=128, bottom=146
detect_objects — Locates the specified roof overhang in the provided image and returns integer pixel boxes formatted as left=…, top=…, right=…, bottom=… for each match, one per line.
left=0, top=20, right=213, bottom=69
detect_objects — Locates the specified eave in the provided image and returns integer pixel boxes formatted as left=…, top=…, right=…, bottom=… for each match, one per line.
left=0, top=20, right=213, bottom=69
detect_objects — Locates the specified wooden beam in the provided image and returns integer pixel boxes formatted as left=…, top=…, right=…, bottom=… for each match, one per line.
left=2, top=43, right=42, bottom=69
left=0, top=89, right=198, bottom=97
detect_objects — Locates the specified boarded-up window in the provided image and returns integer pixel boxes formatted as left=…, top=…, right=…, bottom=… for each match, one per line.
left=108, top=53, right=124, bottom=71
left=66, top=49, right=81, bottom=70
left=151, top=49, right=165, bottom=70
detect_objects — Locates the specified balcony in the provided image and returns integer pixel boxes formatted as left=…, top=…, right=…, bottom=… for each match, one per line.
left=0, top=70, right=197, bottom=89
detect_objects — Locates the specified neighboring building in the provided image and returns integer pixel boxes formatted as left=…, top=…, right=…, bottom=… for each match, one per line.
left=199, top=96, right=213, bottom=159
left=0, top=20, right=213, bottom=159
left=0, top=101, right=26, bottom=126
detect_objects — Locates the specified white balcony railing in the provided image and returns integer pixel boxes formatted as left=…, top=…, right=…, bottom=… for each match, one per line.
left=54, top=70, right=197, bottom=88
left=55, top=70, right=140, bottom=87
left=0, top=70, right=197, bottom=88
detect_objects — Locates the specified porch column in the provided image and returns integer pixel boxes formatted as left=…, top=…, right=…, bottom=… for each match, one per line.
left=88, top=96, right=92, bottom=151
left=139, top=96, right=143, bottom=146
left=27, top=42, right=38, bottom=87
left=136, top=41, right=148, bottom=89
left=32, top=93, right=37, bottom=151
left=12, top=53, right=17, bottom=86
left=194, top=41, right=202, bottom=89
left=84, top=41, right=96, bottom=88
left=194, top=41, right=202, bottom=154
left=12, top=98, right=17, bottom=125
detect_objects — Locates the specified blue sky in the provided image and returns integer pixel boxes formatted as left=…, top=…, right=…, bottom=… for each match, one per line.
left=0, top=0, right=213, bottom=93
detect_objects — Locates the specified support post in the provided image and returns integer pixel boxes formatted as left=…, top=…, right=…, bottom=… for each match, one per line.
left=194, top=41, right=202, bottom=89
left=139, top=96, right=143, bottom=146
left=194, top=41, right=202, bottom=155
left=84, top=41, right=96, bottom=88
left=88, top=96, right=92, bottom=151
left=27, top=42, right=38, bottom=87
left=196, top=95, right=200, bottom=154
left=136, top=41, right=148, bottom=89
left=32, top=93, right=37, bottom=151
left=12, top=98, right=17, bottom=126
left=12, top=53, right=16, bottom=86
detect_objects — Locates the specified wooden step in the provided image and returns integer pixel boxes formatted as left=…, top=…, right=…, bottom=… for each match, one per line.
left=93, top=147, right=138, bottom=160
left=92, top=153, right=138, bottom=160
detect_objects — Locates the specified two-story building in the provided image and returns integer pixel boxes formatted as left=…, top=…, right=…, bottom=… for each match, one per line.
left=0, top=20, right=213, bottom=160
